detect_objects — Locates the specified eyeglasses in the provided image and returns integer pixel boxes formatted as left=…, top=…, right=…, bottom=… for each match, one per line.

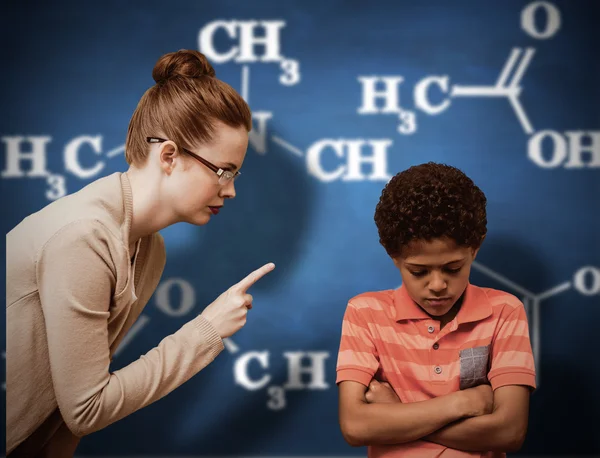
left=147, top=137, right=241, bottom=185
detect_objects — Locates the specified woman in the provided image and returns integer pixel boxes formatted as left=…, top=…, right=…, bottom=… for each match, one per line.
left=6, top=49, right=275, bottom=457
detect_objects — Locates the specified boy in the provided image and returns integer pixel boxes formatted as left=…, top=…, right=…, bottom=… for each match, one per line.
left=336, top=162, right=535, bottom=458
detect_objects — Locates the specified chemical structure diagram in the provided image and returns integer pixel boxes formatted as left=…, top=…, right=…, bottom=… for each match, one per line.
left=2, top=3, right=598, bottom=412
left=470, top=262, right=599, bottom=383
left=2, top=3, right=596, bottom=203
left=356, top=1, right=599, bottom=170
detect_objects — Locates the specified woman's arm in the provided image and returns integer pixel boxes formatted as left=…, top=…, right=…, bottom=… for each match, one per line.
left=37, top=221, right=224, bottom=437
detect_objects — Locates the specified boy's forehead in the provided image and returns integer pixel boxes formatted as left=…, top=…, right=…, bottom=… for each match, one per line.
left=401, top=237, right=469, bottom=261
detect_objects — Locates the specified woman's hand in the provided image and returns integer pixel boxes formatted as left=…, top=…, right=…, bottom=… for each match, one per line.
left=200, top=263, right=275, bottom=338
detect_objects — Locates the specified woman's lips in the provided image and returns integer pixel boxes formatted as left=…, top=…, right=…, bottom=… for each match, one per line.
left=208, top=206, right=222, bottom=215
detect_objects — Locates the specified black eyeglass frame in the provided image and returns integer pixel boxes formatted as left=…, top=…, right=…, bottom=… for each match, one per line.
left=147, top=137, right=241, bottom=184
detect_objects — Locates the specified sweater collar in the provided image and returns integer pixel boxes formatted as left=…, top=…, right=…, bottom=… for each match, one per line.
left=119, top=172, right=150, bottom=287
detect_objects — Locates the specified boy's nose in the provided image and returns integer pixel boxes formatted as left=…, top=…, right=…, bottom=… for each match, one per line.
left=428, top=272, right=447, bottom=292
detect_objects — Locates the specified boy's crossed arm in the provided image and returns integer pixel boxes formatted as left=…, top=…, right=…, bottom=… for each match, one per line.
left=338, top=380, right=493, bottom=447
left=340, top=379, right=530, bottom=452
left=425, top=384, right=530, bottom=452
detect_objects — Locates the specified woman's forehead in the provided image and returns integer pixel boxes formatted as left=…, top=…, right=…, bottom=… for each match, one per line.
left=196, top=123, right=248, bottom=164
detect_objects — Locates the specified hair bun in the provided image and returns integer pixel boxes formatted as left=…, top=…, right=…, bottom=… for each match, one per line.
left=152, top=49, right=215, bottom=84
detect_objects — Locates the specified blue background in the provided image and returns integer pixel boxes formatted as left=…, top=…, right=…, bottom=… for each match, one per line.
left=2, top=0, right=599, bottom=456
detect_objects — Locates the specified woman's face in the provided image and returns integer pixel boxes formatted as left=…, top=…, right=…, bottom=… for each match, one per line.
left=163, top=122, right=249, bottom=226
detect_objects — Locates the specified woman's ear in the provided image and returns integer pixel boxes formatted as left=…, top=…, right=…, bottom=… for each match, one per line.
left=158, top=141, right=179, bottom=175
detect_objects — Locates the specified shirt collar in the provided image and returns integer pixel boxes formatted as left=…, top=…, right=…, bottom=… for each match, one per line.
left=392, top=285, right=431, bottom=321
left=393, top=283, right=492, bottom=323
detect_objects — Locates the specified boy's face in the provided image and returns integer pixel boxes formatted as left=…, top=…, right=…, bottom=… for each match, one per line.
left=393, top=237, right=479, bottom=317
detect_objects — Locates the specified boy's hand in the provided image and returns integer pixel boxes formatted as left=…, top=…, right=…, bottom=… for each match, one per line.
left=365, top=379, right=401, bottom=404
left=459, top=384, right=494, bottom=417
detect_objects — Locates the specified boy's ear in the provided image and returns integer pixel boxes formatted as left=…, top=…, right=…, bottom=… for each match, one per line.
left=472, top=235, right=486, bottom=260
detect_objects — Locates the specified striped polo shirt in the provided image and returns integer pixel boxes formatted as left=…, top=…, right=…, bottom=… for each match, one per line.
left=336, top=282, right=536, bottom=458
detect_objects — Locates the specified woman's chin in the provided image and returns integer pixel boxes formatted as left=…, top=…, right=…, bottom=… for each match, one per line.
left=184, top=210, right=211, bottom=226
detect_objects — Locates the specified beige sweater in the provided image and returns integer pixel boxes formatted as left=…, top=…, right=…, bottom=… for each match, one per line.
left=6, top=172, right=224, bottom=456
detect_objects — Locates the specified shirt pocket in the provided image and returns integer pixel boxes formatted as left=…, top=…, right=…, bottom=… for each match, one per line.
left=459, top=345, right=490, bottom=390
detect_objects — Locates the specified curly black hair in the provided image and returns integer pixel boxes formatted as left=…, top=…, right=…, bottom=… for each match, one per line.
left=374, top=162, right=487, bottom=257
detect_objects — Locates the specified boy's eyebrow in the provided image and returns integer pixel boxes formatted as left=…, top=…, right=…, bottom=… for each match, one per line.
left=405, top=258, right=467, bottom=268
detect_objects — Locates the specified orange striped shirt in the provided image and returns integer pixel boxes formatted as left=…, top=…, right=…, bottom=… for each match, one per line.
left=336, top=283, right=536, bottom=458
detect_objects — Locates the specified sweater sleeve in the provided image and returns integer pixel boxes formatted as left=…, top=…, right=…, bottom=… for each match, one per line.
left=36, top=220, right=224, bottom=437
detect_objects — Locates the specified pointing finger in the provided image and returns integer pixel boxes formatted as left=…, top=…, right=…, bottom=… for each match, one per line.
left=235, top=263, right=275, bottom=293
